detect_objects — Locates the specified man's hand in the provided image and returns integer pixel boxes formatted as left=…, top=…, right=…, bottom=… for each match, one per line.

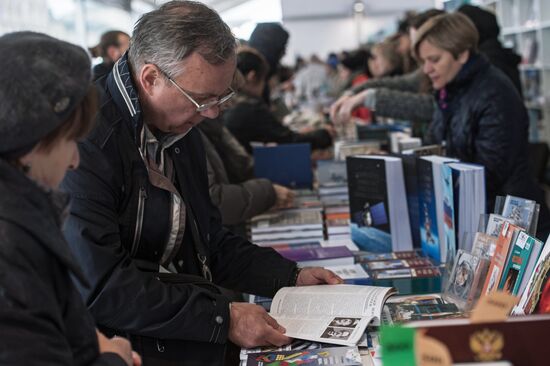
left=228, top=303, right=292, bottom=349
left=296, top=267, right=344, bottom=286
left=96, top=330, right=142, bottom=366
left=273, top=184, right=295, bottom=209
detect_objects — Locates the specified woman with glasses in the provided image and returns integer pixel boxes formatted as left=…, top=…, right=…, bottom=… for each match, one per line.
left=223, top=47, right=334, bottom=154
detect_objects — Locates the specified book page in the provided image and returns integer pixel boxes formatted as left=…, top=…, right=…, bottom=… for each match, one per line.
left=270, top=285, right=393, bottom=325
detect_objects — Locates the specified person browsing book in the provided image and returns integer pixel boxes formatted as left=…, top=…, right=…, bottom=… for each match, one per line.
left=223, top=47, right=334, bottom=154
left=60, top=2, right=342, bottom=365
left=0, top=32, right=140, bottom=366
left=413, top=13, right=550, bottom=239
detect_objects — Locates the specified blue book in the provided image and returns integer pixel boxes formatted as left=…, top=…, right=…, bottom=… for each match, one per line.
left=253, top=143, right=312, bottom=188
left=416, top=158, right=440, bottom=262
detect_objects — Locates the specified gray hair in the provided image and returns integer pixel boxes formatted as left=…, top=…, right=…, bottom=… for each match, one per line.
left=128, top=0, right=236, bottom=78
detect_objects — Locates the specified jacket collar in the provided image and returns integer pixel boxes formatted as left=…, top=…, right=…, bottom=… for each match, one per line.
left=435, top=54, right=490, bottom=109
left=0, top=159, right=89, bottom=285
left=106, top=52, right=144, bottom=145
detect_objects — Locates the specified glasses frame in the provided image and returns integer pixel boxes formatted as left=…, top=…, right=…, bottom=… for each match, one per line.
left=160, top=68, right=235, bottom=113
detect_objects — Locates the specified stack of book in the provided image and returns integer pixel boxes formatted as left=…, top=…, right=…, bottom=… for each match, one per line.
left=250, top=207, right=324, bottom=247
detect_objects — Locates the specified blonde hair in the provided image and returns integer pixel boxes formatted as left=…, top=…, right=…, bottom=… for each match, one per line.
left=413, top=12, right=478, bottom=60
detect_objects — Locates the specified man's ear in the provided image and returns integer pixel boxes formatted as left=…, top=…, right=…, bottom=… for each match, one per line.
left=139, top=64, right=162, bottom=96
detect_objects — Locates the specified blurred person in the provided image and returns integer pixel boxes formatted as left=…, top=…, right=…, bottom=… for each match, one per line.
left=368, top=39, right=406, bottom=78
left=339, top=49, right=372, bottom=122
left=330, top=9, right=445, bottom=130
left=198, top=72, right=295, bottom=236
left=224, top=47, right=334, bottom=154
left=0, top=31, right=139, bottom=366
left=61, top=2, right=342, bottom=364
left=91, top=30, right=130, bottom=80
left=249, top=22, right=290, bottom=104
left=293, top=54, right=329, bottom=104
left=414, top=13, right=550, bottom=238
left=458, top=4, right=522, bottom=95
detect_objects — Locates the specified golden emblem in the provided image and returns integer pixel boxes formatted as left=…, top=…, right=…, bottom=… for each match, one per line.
left=469, top=329, right=504, bottom=361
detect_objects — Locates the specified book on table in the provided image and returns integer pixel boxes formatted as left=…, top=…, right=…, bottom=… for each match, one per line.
left=268, top=284, right=395, bottom=346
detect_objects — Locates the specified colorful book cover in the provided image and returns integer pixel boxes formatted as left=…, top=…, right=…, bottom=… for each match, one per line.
left=416, top=158, right=440, bottom=262
left=501, top=195, right=536, bottom=231
left=369, top=266, right=441, bottom=280
left=498, top=231, right=538, bottom=295
left=383, top=302, right=462, bottom=324
left=441, top=164, right=456, bottom=264
left=246, top=346, right=362, bottom=366
left=347, top=157, right=392, bottom=252
left=481, top=222, right=523, bottom=296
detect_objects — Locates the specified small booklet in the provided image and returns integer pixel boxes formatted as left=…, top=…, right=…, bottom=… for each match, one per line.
left=269, top=285, right=395, bottom=346
left=246, top=346, right=362, bottom=366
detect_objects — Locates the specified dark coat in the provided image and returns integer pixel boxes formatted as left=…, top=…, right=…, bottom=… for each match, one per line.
left=61, top=56, right=297, bottom=365
left=223, top=92, right=333, bottom=154
left=197, top=119, right=276, bottom=227
left=0, top=159, right=125, bottom=366
left=427, top=55, right=548, bottom=229
left=459, top=4, right=523, bottom=95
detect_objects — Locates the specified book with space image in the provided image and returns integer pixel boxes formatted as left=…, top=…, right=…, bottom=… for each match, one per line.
left=346, top=155, right=412, bottom=253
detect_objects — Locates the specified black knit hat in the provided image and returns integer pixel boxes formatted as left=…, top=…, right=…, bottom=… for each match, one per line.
left=0, top=31, right=91, bottom=158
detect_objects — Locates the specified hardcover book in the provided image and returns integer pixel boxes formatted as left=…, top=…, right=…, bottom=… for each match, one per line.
left=253, top=143, right=312, bottom=188
left=276, top=246, right=354, bottom=267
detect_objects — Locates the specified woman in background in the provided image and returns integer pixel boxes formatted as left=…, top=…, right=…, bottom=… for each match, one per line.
left=0, top=32, right=139, bottom=365
left=413, top=13, right=550, bottom=239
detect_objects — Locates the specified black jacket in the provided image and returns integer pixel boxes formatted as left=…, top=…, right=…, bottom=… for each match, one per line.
left=0, top=159, right=125, bottom=366
left=427, top=55, right=549, bottom=233
left=61, top=56, right=297, bottom=364
left=224, top=92, right=333, bottom=154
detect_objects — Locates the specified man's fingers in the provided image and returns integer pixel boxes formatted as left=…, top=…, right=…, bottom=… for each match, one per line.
left=263, top=324, right=292, bottom=347
left=264, top=314, right=286, bottom=333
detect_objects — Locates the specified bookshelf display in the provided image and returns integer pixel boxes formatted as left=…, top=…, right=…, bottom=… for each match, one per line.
left=477, top=0, right=550, bottom=143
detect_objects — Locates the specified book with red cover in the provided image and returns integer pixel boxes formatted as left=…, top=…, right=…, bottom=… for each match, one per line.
left=408, top=315, right=550, bottom=365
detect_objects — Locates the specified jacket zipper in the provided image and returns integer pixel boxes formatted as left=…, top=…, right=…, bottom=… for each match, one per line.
left=131, top=186, right=147, bottom=257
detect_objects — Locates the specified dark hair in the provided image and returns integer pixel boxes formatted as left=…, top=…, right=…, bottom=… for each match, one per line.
left=237, top=47, right=270, bottom=82
left=129, top=0, right=236, bottom=78
left=409, top=8, right=446, bottom=30
left=38, top=86, right=98, bottom=152
left=341, top=49, right=371, bottom=77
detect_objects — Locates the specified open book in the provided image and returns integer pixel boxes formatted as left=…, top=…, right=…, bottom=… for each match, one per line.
left=269, top=285, right=394, bottom=346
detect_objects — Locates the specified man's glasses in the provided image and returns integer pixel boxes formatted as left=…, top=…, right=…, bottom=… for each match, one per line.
left=161, top=69, right=235, bottom=113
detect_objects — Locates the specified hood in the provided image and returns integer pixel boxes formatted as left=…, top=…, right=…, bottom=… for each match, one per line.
left=248, top=23, right=289, bottom=75
left=458, top=5, right=499, bottom=45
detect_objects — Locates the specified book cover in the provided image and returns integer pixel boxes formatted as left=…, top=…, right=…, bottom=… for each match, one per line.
left=354, top=251, right=419, bottom=263
left=317, top=160, right=347, bottom=186
left=410, top=315, right=550, bottom=365
left=253, top=143, right=312, bottom=189
left=363, top=258, right=433, bottom=271
left=383, top=302, right=462, bottom=324
left=400, top=155, right=421, bottom=249
left=276, top=246, right=354, bottom=266
left=501, top=195, right=536, bottom=231
left=416, top=158, right=440, bottom=261
left=498, top=231, right=536, bottom=295
left=481, top=222, right=523, bottom=296
left=369, top=266, right=441, bottom=280
left=251, top=209, right=323, bottom=233
left=347, top=156, right=392, bottom=252
left=444, top=250, right=490, bottom=310
left=246, top=346, right=362, bottom=366
left=441, top=164, right=456, bottom=264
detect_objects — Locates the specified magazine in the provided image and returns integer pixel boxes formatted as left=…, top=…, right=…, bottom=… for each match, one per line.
left=246, top=346, right=362, bottom=366
left=269, top=285, right=394, bottom=346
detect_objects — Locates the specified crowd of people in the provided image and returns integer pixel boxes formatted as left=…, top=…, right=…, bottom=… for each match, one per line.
left=0, top=1, right=548, bottom=365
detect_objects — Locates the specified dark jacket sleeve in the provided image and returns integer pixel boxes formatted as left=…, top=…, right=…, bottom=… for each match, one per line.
left=0, top=225, right=127, bottom=366
left=229, top=101, right=333, bottom=151
left=374, top=88, right=434, bottom=123
left=351, top=69, right=423, bottom=94
left=201, top=131, right=277, bottom=225
left=62, top=141, right=231, bottom=344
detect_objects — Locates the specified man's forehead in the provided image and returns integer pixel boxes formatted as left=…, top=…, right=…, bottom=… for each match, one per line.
left=176, top=52, right=236, bottom=95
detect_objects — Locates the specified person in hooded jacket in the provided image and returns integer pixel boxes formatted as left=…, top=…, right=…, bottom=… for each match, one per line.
left=414, top=13, right=550, bottom=239
left=248, top=22, right=290, bottom=104
left=0, top=31, right=139, bottom=366
left=458, top=4, right=522, bottom=96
